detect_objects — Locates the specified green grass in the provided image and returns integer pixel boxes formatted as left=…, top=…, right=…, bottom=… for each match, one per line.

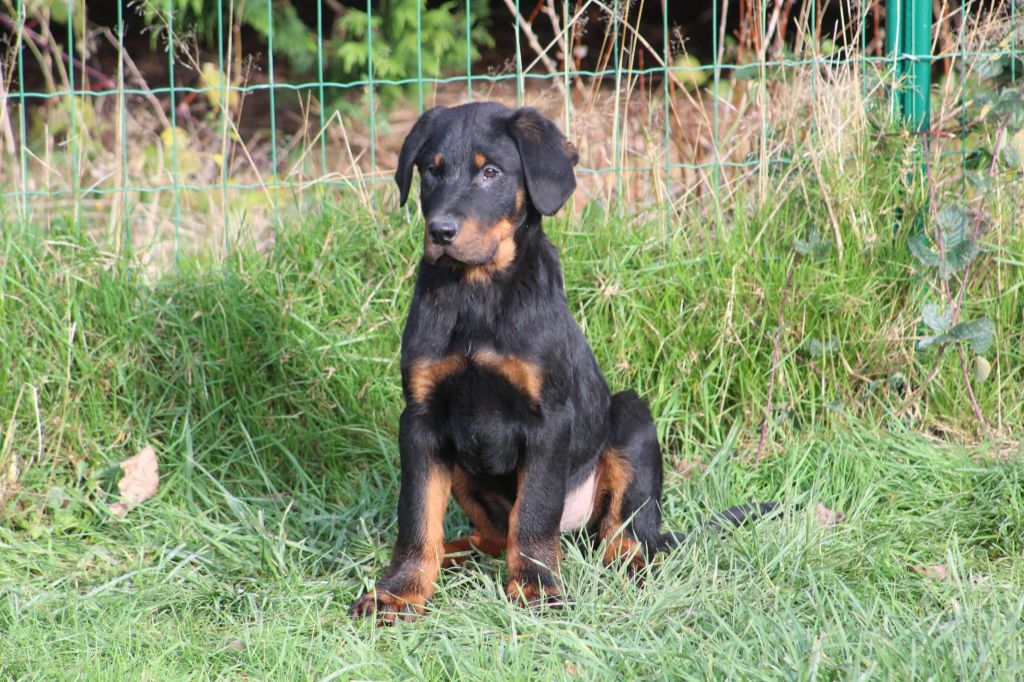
left=1, top=170, right=1023, bottom=679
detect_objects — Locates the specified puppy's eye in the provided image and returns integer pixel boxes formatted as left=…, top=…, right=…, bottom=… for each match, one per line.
left=426, top=165, right=442, bottom=178
left=482, top=166, right=500, bottom=180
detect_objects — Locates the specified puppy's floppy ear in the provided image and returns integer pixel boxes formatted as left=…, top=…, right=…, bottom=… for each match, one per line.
left=395, top=106, right=445, bottom=207
left=509, top=107, right=579, bottom=216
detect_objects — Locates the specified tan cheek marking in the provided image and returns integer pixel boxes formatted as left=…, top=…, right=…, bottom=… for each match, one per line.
left=473, top=349, right=543, bottom=404
left=408, top=354, right=466, bottom=404
left=515, top=189, right=524, bottom=213
left=474, top=152, right=487, bottom=169
left=462, top=217, right=518, bottom=284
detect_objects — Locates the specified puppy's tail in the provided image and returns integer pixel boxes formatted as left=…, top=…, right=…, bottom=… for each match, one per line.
left=657, top=502, right=795, bottom=551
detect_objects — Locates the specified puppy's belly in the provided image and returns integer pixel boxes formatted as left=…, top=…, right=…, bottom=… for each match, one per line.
left=560, top=468, right=598, bottom=532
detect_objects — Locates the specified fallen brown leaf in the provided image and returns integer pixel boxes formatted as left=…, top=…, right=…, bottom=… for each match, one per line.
left=912, top=563, right=982, bottom=585
left=814, top=504, right=845, bottom=527
left=109, top=445, right=159, bottom=517
left=913, top=564, right=950, bottom=581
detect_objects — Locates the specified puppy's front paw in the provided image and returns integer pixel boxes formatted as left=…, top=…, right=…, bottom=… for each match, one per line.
left=350, top=589, right=427, bottom=625
left=505, top=576, right=570, bottom=609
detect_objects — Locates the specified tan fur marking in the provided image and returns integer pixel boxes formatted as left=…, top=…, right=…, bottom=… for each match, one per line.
left=408, top=355, right=466, bottom=404
left=505, top=578, right=554, bottom=604
left=442, top=533, right=506, bottom=567
left=473, top=349, right=543, bottom=403
left=433, top=152, right=442, bottom=167
left=363, top=460, right=451, bottom=617
left=399, top=461, right=451, bottom=605
left=515, top=189, right=525, bottom=213
left=444, top=466, right=508, bottom=567
left=461, top=218, right=517, bottom=284
left=603, top=536, right=645, bottom=570
left=420, top=462, right=451, bottom=571
left=592, top=448, right=639, bottom=565
left=474, top=152, right=487, bottom=168
left=505, top=468, right=528, bottom=577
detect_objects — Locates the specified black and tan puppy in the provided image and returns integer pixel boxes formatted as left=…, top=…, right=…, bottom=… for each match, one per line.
left=351, top=102, right=781, bottom=624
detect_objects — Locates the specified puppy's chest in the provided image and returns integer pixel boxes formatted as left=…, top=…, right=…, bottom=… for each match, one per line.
left=406, top=346, right=542, bottom=474
left=406, top=346, right=542, bottom=409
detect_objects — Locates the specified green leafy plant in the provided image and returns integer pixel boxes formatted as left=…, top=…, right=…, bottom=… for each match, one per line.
left=334, top=0, right=491, bottom=82
left=138, top=0, right=491, bottom=95
left=908, top=206, right=981, bottom=281
left=917, top=305, right=994, bottom=354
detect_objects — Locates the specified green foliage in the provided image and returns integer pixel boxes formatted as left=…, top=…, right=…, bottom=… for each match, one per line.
left=917, top=313, right=995, bottom=354
left=959, top=38, right=1024, bottom=178
left=138, top=0, right=318, bottom=72
left=335, top=0, right=492, bottom=82
left=794, top=228, right=834, bottom=261
left=908, top=206, right=981, bottom=281
left=134, top=0, right=491, bottom=94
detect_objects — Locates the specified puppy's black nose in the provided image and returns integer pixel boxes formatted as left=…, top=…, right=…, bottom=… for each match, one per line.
left=428, top=217, right=460, bottom=245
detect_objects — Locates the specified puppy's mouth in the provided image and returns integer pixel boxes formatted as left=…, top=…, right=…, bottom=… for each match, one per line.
left=424, top=241, right=499, bottom=268
left=433, top=253, right=462, bottom=267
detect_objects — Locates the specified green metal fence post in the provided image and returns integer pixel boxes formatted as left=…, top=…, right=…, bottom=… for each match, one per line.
left=886, top=0, right=903, bottom=117
left=903, top=0, right=931, bottom=132
left=887, top=0, right=931, bottom=131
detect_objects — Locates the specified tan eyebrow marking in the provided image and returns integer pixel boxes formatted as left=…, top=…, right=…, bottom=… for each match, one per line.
left=474, top=153, right=487, bottom=169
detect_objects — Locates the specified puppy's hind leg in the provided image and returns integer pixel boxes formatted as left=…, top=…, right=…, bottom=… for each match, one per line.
left=590, top=390, right=667, bottom=571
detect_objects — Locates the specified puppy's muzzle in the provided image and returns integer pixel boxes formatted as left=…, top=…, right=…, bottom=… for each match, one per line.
left=428, top=217, right=460, bottom=246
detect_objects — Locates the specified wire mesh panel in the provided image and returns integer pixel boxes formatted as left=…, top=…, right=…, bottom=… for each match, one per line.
left=0, top=1, right=1020, bottom=268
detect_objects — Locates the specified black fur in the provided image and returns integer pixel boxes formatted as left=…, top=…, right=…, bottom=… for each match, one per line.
left=351, top=102, right=784, bottom=623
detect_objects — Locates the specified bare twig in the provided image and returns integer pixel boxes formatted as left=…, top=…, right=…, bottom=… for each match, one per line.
left=0, top=66, right=16, bottom=155
left=542, top=0, right=586, bottom=98
left=0, top=14, right=116, bottom=90
left=502, top=0, right=566, bottom=95
left=99, top=28, right=172, bottom=131
left=958, top=345, right=992, bottom=437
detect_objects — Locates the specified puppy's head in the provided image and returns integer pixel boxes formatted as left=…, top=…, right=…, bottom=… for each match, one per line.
left=395, top=103, right=578, bottom=276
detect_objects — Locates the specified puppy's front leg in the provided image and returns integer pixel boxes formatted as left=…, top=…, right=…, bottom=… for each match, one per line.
left=506, top=436, right=569, bottom=607
left=351, top=410, right=450, bottom=624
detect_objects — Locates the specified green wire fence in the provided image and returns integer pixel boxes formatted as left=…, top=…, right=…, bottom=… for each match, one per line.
left=0, top=0, right=1020, bottom=265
